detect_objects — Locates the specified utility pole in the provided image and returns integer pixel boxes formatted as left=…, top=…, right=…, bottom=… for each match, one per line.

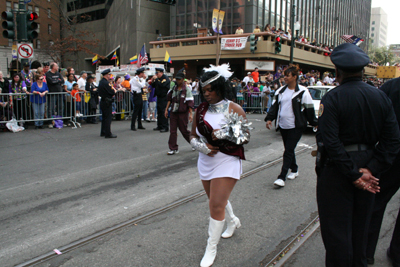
left=18, top=0, right=28, bottom=67
left=289, top=4, right=295, bottom=64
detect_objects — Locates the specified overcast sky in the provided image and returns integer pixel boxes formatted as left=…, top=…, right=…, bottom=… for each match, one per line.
left=371, top=0, right=400, bottom=45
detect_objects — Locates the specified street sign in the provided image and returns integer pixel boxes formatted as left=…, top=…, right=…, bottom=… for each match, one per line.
left=24, top=0, right=32, bottom=3
left=17, top=43, right=34, bottom=59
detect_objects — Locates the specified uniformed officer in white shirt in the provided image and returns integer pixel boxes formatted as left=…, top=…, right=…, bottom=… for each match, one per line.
left=130, top=67, right=146, bottom=131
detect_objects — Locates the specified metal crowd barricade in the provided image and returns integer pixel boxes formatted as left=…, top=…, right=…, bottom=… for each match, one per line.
left=237, top=92, right=265, bottom=114
left=0, top=92, right=77, bottom=128
left=70, top=91, right=133, bottom=127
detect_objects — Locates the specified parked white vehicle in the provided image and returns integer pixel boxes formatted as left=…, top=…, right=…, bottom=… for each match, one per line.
left=307, top=86, right=335, bottom=132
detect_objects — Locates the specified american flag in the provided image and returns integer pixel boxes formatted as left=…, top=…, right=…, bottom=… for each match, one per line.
left=341, top=35, right=364, bottom=46
left=138, top=44, right=149, bottom=66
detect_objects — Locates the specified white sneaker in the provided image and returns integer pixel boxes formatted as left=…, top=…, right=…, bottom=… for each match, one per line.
left=167, top=150, right=179, bottom=155
left=274, top=178, right=285, bottom=187
left=287, top=172, right=299, bottom=180
left=192, top=148, right=196, bottom=151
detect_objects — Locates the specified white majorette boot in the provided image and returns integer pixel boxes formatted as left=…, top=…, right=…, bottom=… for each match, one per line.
left=221, top=200, right=241, bottom=238
left=200, top=217, right=225, bottom=267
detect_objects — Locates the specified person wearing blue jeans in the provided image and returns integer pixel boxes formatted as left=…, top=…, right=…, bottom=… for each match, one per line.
left=30, top=74, right=49, bottom=128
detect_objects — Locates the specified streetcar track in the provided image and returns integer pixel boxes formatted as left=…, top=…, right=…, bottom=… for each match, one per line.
left=16, top=145, right=316, bottom=267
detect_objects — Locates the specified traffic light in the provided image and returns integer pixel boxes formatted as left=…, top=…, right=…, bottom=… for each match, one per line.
left=26, top=11, right=38, bottom=40
left=274, top=35, right=282, bottom=54
left=148, top=0, right=176, bottom=5
left=1, top=11, right=15, bottom=39
left=250, top=34, right=257, bottom=54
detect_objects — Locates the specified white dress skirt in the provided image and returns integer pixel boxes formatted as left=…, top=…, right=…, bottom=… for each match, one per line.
left=196, top=100, right=242, bottom=181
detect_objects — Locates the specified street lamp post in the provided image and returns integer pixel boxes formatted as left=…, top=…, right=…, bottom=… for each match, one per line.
left=290, top=21, right=300, bottom=64
left=289, top=4, right=296, bottom=64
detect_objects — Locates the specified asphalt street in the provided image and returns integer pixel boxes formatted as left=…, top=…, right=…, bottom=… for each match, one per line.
left=0, top=114, right=398, bottom=267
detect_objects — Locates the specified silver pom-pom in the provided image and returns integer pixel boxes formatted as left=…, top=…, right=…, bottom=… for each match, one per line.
left=215, top=110, right=253, bottom=145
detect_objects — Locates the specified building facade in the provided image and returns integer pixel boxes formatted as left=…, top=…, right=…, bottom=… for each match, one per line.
left=61, top=0, right=170, bottom=72
left=370, top=7, right=387, bottom=48
left=171, top=0, right=371, bottom=49
left=390, top=44, right=400, bottom=58
left=0, top=0, right=60, bottom=75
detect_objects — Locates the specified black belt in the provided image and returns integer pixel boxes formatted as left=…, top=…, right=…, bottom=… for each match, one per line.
left=344, top=144, right=374, bottom=152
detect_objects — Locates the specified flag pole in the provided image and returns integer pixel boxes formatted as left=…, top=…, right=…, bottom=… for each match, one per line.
left=216, top=0, right=221, bottom=65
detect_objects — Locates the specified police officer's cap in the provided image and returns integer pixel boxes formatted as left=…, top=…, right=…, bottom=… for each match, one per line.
left=175, top=72, right=185, bottom=80
left=42, top=62, right=50, bottom=66
left=87, top=74, right=95, bottom=80
left=155, top=68, right=164, bottom=73
left=136, top=67, right=145, bottom=75
left=101, top=69, right=111, bottom=75
left=330, top=43, right=370, bottom=72
left=23, top=62, right=30, bottom=67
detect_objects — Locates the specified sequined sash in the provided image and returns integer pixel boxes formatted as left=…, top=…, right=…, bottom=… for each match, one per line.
left=196, top=101, right=245, bottom=160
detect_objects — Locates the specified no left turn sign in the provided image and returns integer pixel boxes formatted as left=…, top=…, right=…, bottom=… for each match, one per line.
left=18, top=43, right=34, bottom=59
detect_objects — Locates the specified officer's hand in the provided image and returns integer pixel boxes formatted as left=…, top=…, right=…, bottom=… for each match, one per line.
left=189, top=112, right=193, bottom=123
left=353, top=168, right=380, bottom=194
left=206, top=143, right=219, bottom=157
left=164, top=109, right=168, bottom=118
left=266, top=120, right=272, bottom=130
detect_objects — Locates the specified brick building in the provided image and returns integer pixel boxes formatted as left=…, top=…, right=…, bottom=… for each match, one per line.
left=0, top=0, right=60, bottom=76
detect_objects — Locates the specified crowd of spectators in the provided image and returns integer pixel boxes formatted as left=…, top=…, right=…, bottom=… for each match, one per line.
left=0, top=59, right=393, bottom=132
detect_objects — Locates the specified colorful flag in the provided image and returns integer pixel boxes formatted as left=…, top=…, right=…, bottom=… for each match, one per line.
left=130, top=55, right=138, bottom=64
left=92, top=55, right=98, bottom=65
left=212, top=9, right=219, bottom=33
left=164, top=50, right=172, bottom=64
left=341, top=35, right=364, bottom=46
left=111, top=51, right=117, bottom=60
left=218, top=10, right=225, bottom=34
left=138, top=44, right=149, bottom=66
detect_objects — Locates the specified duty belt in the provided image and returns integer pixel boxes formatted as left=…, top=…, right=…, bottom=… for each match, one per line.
left=343, top=144, right=374, bottom=152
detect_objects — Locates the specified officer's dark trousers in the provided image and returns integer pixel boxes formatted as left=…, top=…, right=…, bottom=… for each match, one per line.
left=157, top=96, right=169, bottom=130
left=278, top=128, right=302, bottom=180
left=317, top=151, right=375, bottom=267
left=366, top=155, right=400, bottom=262
left=100, top=100, right=112, bottom=137
left=168, top=112, right=190, bottom=150
left=131, top=94, right=143, bottom=129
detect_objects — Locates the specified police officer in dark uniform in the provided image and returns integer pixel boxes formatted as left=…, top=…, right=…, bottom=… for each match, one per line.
left=152, top=68, right=170, bottom=132
left=98, top=69, right=117, bottom=138
left=316, top=43, right=400, bottom=267
left=366, top=76, right=400, bottom=266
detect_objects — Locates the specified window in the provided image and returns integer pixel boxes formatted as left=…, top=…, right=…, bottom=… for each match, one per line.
left=35, top=7, right=39, bottom=15
left=48, top=24, right=52, bottom=34
left=48, top=8, right=51, bottom=18
left=6, top=1, right=11, bottom=11
left=371, top=40, right=374, bottom=43
left=8, top=39, right=13, bottom=47
left=36, top=39, right=41, bottom=49
left=28, top=5, right=32, bottom=12
left=372, top=21, right=375, bottom=25
left=49, top=40, right=54, bottom=46
left=371, top=27, right=375, bottom=31
left=37, top=23, right=40, bottom=33
left=371, top=33, right=374, bottom=37
left=14, top=3, right=18, bottom=10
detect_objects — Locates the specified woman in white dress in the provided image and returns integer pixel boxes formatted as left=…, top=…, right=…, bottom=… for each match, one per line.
left=190, top=64, right=249, bottom=267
